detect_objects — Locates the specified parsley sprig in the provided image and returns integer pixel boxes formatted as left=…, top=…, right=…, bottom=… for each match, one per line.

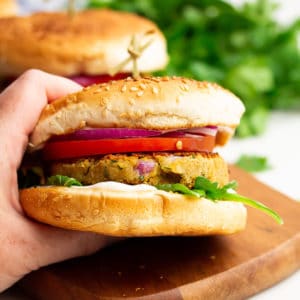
left=157, top=176, right=283, bottom=224
left=47, top=175, right=82, bottom=187
left=87, top=0, right=300, bottom=137
left=236, top=155, right=271, bottom=173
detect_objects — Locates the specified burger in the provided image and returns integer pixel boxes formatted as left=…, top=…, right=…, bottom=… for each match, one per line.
left=0, top=9, right=168, bottom=87
left=0, top=0, right=17, bottom=17
left=19, top=76, right=282, bottom=237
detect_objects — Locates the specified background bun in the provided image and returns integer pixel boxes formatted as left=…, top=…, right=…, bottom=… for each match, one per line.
left=29, top=76, right=245, bottom=149
left=0, top=9, right=168, bottom=76
left=20, top=186, right=247, bottom=236
left=0, top=0, right=17, bottom=17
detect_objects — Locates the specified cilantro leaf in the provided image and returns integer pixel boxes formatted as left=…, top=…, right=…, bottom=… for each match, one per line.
left=47, top=175, right=82, bottom=187
left=236, top=154, right=270, bottom=172
left=86, top=0, right=300, bottom=137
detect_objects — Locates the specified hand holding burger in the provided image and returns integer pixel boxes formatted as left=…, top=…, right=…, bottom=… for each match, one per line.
left=0, top=70, right=116, bottom=292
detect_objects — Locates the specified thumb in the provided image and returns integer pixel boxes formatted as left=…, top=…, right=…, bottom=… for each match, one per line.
left=0, top=69, right=82, bottom=169
left=0, top=69, right=82, bottom=138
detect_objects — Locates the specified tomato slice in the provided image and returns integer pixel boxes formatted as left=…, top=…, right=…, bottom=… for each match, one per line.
left=70, top=73, right=130, bottom=87
left=43, top=136, right=215, bottom=161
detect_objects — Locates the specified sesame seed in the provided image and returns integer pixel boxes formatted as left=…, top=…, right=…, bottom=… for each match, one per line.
left=79, top=120, right=86, bottom=127
left=137, top=91, right=144, bottom=97
left=151, top=77, right=160, bottom=82
left=152, top=86, right=159, bottom=94
left=176, top=95, right=182, bottom=103
left=130, top=86, right=139, bottom=92
left=92, top=209, right=99, bottom=216
left=140, top=83, right=146, bottom=90
left=121, top=85, right=127, bottom=92
left=181, top=84, right=190, bottom=92
left=93, top=89, right=102, bottom=94
left=104, top=86, right=110, bottom=91
left=176, top=140, right=183, bottom=150
left=182, top=78, right=189, bottom=84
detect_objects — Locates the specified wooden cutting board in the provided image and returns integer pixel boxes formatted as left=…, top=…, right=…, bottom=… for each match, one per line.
left=19, top=166, right=300, bottom=300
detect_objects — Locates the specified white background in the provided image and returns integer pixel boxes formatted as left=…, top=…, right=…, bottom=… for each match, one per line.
left=1, top=0, right=299, bottom=299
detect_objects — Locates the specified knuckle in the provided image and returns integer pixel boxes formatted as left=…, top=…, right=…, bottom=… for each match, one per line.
left=20, top=69, right=44, bottom=81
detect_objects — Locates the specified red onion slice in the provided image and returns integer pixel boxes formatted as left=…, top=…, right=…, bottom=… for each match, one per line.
left=70, top=73, right=129, bottom=87
left=160, top=132, right=205, bottom=139
left=184, top=126, right=218, bottom=136
left=136, top=161, right=156, bottom=175
left=51, top=126, right=218, bottom=141
left=52, top=128, right=165, bottom=141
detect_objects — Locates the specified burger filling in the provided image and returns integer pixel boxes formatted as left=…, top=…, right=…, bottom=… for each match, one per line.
left=18, top=126, right=283, bottom=224
left=49, top=152, right=229, bottom=188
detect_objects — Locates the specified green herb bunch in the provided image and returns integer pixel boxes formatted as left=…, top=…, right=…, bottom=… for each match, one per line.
left=87, top=0, right=300, bottom=137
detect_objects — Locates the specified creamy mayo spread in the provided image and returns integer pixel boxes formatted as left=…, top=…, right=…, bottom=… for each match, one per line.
left=74, top=181, right=157, bottom=192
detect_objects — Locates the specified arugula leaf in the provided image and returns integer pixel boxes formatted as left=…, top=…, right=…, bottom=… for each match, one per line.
left=18, top=167, right=44, bottom=189
left=236, top=154, right=270, bottom=172
left=221, top=180, right=238, bottom=191
left=222, top=192, right=283, bottom=224
left=194, top=176, right=218, bottom=193
left=156, top=183, right=205, bottom=198
left=47, top=175, right=82, bottom=187
left=156, top=176, right=283, bottom=224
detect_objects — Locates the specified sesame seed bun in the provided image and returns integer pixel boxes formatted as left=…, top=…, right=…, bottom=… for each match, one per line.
left=20, top=185, right=247, bottom=237
left=20, top=75, right=247, bottom=237
left=0, top=9, right=168, bottom=76
left=0, top=0, right=17, bottom=17
left=29, top=76, right=245, bottom=150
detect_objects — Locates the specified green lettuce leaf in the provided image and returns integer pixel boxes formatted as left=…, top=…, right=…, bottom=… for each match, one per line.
left=156, top=176, right=283, bottom=224
left=47, top=175, right=82, bottom=187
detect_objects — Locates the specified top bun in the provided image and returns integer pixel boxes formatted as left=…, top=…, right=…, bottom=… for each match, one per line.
left=0, top=0, right=17, bottom=17
left=29, top=76, right=245, bottom=150
left=0, top=9, right=168, bottom=76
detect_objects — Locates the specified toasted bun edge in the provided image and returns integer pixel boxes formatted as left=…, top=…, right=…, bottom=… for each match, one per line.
left=20, top=185, right=247, bottom=237
left=0, top=9, right=168, bottom=76
left=29, top=76, right=245, bottom=149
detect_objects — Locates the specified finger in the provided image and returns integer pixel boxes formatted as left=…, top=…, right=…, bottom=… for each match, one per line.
left=0, top=70, right=82, bottom=168
left=1, top=215, right=119, bottom=291
left=23, top=220, right=119, bottom=274
left=0, top=69, right=82, bottom=136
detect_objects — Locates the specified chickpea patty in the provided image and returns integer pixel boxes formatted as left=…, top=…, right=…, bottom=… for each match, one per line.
left=49, top=152, right=229, bottom=188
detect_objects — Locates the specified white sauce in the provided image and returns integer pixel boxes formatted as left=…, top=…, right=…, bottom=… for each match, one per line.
left=74, top=181, right=157, bottom=192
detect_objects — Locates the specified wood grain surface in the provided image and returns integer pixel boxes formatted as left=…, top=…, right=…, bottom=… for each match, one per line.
left=19, top=166, right=300, bottom=300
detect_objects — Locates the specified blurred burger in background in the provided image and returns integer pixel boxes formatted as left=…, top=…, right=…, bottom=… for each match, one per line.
left=0, top=0, right=18, bottom=17
left=0, top=9, right=168, bottom=87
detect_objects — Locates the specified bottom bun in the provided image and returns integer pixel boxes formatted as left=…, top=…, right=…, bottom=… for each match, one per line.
left=20, top=186, right=247, bottom=237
